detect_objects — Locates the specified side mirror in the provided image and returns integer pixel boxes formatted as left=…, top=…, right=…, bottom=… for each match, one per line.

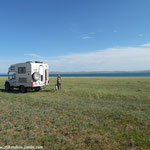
left=8, top=72, right=10, bottom=79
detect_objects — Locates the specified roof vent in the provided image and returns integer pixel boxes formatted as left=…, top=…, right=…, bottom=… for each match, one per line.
left=35, top=61, right=43, bottom=63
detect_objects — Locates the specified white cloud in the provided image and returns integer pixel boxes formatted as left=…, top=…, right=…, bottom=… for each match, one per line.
left=0, top=57, right=28, bottom=73
left=24, top=53, right=43, bottom=59
left=24, top=44, right=150, bottom=72
left=1, top=43, right=150, bottom=73
left=141, top=43, right=150, bottom=47
left=81, top=36, right=94, bottom=40
left=81, top=32, right=95, bottom=40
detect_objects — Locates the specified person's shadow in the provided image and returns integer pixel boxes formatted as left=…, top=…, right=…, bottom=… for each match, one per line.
left=42, top=89, right=56, bottom=93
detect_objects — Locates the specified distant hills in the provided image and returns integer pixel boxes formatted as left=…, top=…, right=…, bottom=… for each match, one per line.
left=50, top=70, right=150, bottom=74
left=1, top=70, right=150, bottom=74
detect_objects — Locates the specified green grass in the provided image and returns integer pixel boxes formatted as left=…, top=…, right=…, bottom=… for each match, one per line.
left=0, top=77, right=150, bottom=150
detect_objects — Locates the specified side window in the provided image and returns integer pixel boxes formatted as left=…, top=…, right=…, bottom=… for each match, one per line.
left=22, top=67, right=26, bottom=73
left=18, top=67, right=26, bottom=74
left=18, top=67, right=22, bottom=73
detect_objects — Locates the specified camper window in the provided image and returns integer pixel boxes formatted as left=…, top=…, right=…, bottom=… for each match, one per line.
left=10, top=66, right=15, bottom=71
left=18, top=67, right=26, bottom=74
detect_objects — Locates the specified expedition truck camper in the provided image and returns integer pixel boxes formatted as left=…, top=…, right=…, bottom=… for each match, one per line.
left=5, top=61, right=49, bottom=93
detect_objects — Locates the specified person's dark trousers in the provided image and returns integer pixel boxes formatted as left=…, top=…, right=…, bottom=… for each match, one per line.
left=57, top=84, right=61, bottom=90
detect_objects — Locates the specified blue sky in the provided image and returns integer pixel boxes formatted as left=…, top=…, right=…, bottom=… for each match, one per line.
left=0, top=0, right=150, bottom=72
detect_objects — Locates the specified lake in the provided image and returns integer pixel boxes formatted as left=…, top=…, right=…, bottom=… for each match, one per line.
left=0, top=72, right=150, bottom=77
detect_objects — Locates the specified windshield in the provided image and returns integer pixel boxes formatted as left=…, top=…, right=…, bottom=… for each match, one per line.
left=8, top=72, right=16, bottom=80
left=12, top=73, right=16, bottom=79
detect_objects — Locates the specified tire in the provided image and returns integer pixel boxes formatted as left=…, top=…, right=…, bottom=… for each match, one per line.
left=32, top=72, right=40, bottom=81
left=35, top=87, right=41, bottom=92
left=10, top=86, right=14, bottom=91
left=20, top=85, right=26, bottom=93
left=5, top=83, right=10, bottom=91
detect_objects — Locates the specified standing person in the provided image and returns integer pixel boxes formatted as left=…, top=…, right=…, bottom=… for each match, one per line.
left=57, top=74, right=62, bottom=90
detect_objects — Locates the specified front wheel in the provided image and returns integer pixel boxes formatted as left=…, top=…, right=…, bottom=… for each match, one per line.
left=20, top=85, right=26, bottom=93
left=5, top=83, right=10, bottom=91
left=10, top=86, right=14, bottom=91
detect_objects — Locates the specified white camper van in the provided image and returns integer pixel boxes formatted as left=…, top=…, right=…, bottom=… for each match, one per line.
left=5, top=61, right=49, bottom=93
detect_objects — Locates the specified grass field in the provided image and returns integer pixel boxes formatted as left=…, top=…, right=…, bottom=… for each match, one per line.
left=0, top=77, right=150, bottom=150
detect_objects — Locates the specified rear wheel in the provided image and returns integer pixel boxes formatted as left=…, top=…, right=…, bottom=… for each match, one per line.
left=5, top=83, right=10, bottom=91
left=35, top=87, right=41, bottom=92
left=20, top=85, right=26, bottom=93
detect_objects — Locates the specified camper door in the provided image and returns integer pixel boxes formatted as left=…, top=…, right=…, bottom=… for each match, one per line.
left=39, top=65, right=44, bottom=83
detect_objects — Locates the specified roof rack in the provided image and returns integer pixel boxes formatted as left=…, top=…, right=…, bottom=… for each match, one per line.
left=26, top=61, right=33, bottom=63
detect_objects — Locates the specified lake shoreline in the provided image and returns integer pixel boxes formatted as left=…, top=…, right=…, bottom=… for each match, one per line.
left=1, top=72, right=150, bottom=77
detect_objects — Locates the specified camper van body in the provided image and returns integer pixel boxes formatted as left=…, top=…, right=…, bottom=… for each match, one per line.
left=5, top=61, right=49, bottom=92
